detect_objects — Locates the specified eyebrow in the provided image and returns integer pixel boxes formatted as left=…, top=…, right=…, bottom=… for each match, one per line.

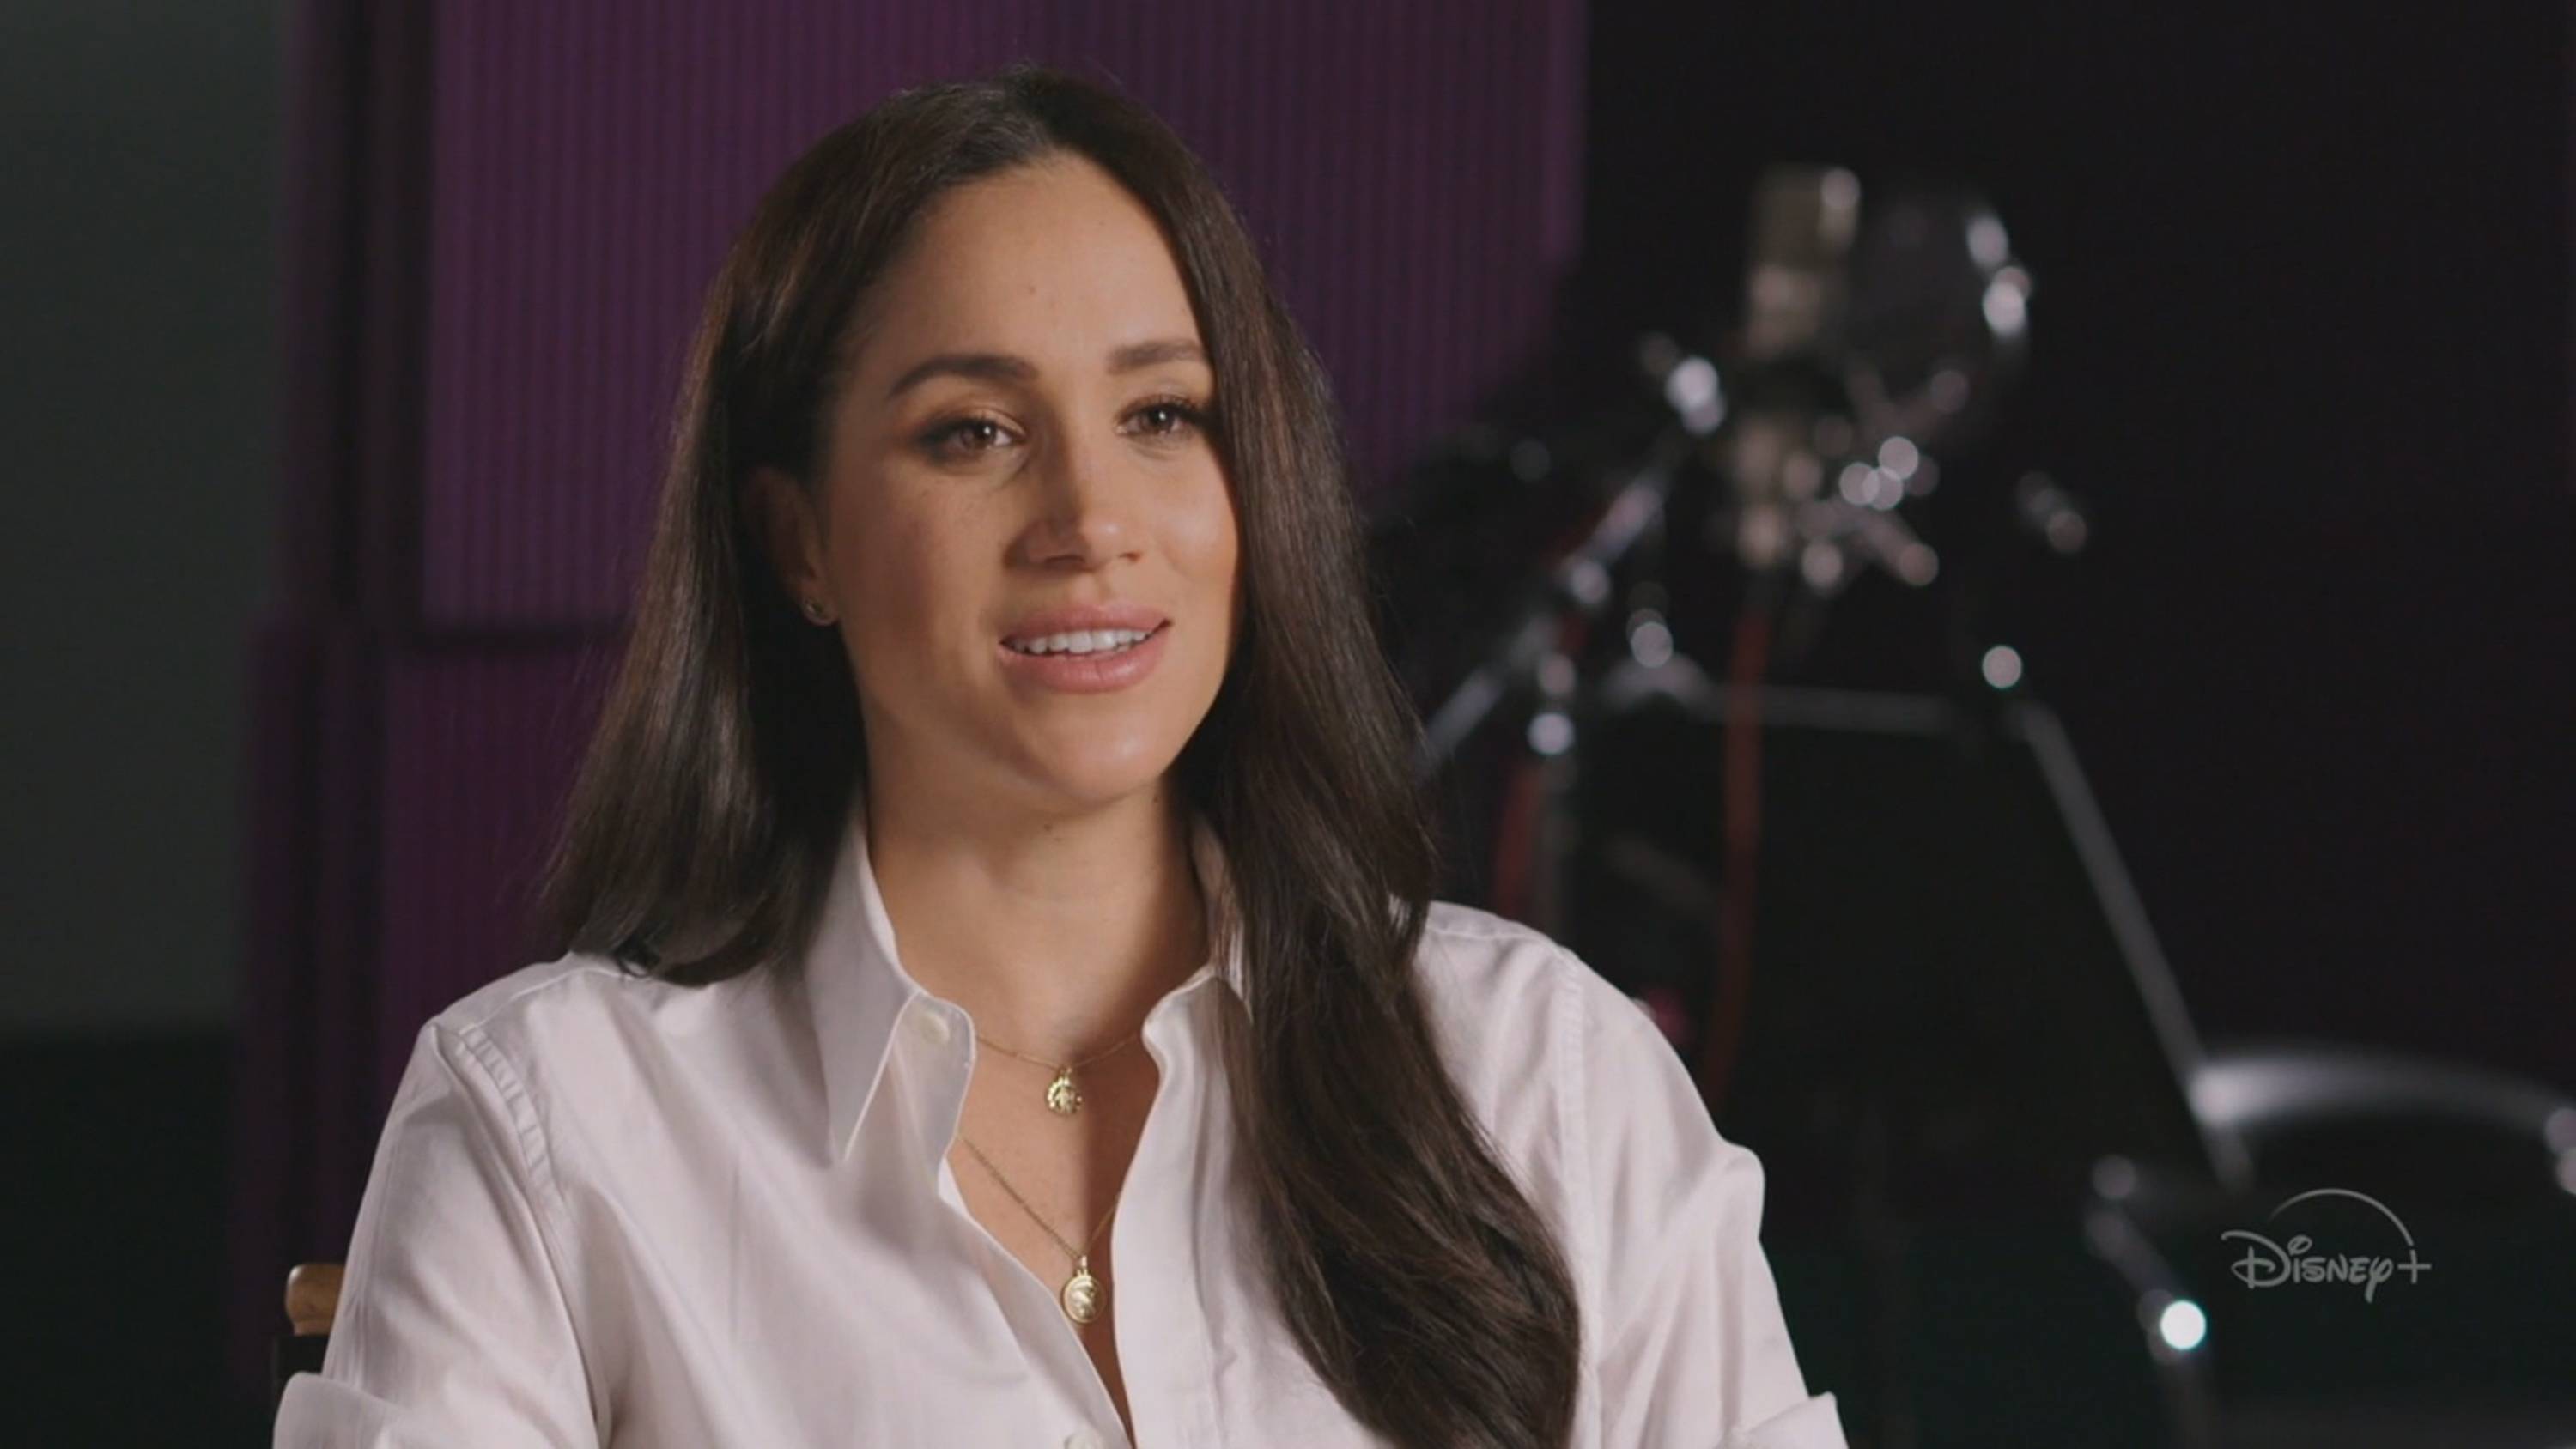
left=883, top=337, right=1208, bottom=401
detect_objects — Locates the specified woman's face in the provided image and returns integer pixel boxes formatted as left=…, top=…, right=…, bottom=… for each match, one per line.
left=758, top=154, right=1241, bottom=818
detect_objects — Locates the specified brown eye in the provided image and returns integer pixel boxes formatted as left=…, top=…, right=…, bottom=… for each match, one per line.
left=1127, top=399, right=1208, bottom=442
left=921, top=415, right=1012, bottom=460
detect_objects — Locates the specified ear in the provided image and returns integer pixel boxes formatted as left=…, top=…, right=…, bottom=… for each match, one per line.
left=742, top=465, right=828, bottom=609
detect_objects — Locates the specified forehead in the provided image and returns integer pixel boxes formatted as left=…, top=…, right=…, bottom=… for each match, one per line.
left=855, top=155, right=1202, bottom=376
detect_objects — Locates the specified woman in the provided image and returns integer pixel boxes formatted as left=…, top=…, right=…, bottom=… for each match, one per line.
left=274, top=63, right=1844, bottom=1449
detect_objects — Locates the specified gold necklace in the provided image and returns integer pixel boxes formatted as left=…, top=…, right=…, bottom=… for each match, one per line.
left=971, top=1028, right=1139, bottom=1118
left=954, top=1132, right=1120, bottom=1324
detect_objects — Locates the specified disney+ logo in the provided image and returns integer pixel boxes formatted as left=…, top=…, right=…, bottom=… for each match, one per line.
left=2221, top=1187, right=2432, bottom=1304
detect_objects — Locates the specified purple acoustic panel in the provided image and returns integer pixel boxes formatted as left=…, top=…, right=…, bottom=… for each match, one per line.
left=373, top=640, right=621, bottom=1094
left=418, top=0, right=1584, bottom=630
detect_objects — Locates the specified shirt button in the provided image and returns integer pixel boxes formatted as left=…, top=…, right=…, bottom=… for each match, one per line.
left=1063, top=1431, right=1103, bottom=1449
left=911, top=1007, right=952, bottom=1046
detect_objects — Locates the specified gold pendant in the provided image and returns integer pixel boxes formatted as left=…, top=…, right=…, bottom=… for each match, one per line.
left=1044, top=1068, right=1083, bottom=1116
left=1061, top=1259, right=1103, bottom=1323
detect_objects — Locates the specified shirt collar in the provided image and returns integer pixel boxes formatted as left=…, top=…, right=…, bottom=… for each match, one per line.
left=802, top=795, right=1248, bottom=1165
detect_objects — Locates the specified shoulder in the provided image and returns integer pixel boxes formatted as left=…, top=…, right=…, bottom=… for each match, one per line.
left=429, top=952, right=647, bottom=1035
left=428, top=948, right=766, bottom=1034
left=412, top=950, right=778, bottom=1103
left=389, top=952, right=806, bottom=1199
left=424, top=952, right=660, bottom=1058
left=1407, top=900, right=1681, bottom=1179
left=1407, top=898, right=1759, bottom=1284
left=1411, top=899, right=1666, bottom=1078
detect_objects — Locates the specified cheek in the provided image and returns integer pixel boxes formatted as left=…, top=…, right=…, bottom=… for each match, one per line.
left=1167, top=480, right=1243, bottom=671
left=1176, top=476, right=1242, bottom=593
left=831, top=495, right=991, bottom=680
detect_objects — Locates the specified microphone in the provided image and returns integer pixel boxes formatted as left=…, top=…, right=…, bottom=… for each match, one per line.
left=1713, top=167, right=1940, bottom=594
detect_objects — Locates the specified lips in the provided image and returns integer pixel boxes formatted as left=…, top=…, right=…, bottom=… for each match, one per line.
left=993, top=615, right=1171, bottom=694
left=999, top=601, right=1170, bottom=647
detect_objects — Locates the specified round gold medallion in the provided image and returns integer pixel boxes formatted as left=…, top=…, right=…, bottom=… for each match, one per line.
left=1061, top=1265, right=1103, bottom=1324
left=1044, top=1069, right=1083, bottom=1116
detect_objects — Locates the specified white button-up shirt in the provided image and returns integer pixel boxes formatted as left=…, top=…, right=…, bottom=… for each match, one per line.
left=274, top=806, right=1846, bottom=1447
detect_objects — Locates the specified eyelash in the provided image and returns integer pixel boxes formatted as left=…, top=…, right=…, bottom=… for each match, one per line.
left=919, top=397, right=1211, bottom=462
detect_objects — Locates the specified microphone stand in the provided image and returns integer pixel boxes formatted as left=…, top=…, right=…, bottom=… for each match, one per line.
left=1413, top=415, right=1706, bottom=785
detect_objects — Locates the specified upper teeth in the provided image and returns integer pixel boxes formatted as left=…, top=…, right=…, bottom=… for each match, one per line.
left=1007, top=627, right=1154, bottom=655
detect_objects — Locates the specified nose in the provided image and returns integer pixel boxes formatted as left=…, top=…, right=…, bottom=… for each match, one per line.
left=1015, top=421, right=1140, bottom=569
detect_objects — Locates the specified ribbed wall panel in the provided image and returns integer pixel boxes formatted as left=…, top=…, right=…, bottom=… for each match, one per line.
left=374, top=642, right=621, bottom=1099
left=420, top=0, right=1583, bottom=629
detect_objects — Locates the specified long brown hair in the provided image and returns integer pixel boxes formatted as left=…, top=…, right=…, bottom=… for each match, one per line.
left=538, top=62, right=1581, bottom=1446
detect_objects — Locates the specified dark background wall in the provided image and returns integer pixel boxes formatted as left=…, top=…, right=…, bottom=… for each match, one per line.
left=3, top=0, right=282, bottom=1440
left=3, top=0, right=281, bottom=1031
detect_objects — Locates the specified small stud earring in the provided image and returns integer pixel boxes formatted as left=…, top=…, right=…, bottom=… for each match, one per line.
left=801, top=597, right=832, bottom=624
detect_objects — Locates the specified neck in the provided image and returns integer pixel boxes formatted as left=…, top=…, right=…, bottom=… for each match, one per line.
left=860, top=778, right=1209, bottom=1058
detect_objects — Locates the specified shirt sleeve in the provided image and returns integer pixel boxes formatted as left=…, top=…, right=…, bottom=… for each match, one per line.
left=1572, top=961, right=1848, bottom=1449
left=272, top=1020, right=601, bottom=1447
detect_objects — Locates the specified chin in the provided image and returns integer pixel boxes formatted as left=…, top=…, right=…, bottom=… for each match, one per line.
left=1022, top=768, right=1182, bottom=818
left=1009, top=732, right=1190, bottom=810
